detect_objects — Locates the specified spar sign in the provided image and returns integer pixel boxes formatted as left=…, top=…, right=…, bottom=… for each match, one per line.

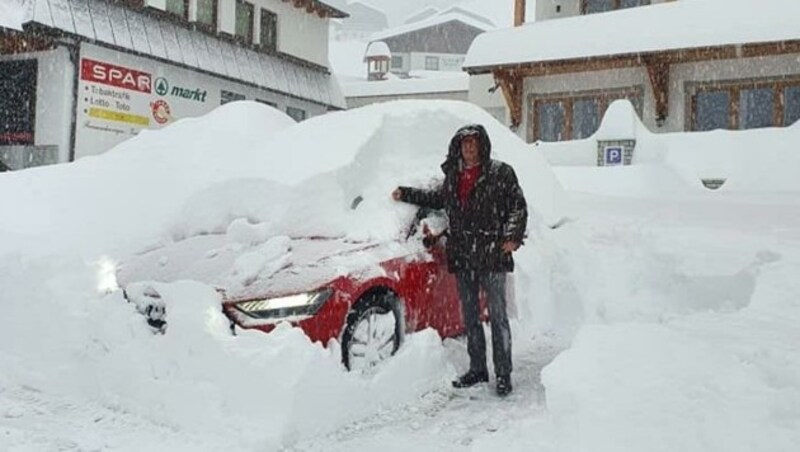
left=81, top=59, right=152, bottom=93
left=73, top=42, right=254, bottom=159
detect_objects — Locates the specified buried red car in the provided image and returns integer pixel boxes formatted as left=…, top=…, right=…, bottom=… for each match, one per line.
left=117, top=208, right=499, bottom=371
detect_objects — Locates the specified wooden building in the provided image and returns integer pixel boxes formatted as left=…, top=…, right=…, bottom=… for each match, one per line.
left=464, top=0, right=800, bottom=142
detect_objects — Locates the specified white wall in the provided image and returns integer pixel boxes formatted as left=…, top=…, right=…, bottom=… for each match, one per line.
left=0, top=47, right=75, bottom=163
left=147, top=0, right=331, bottom=68
left=408, top=53, right=465, bottom=72
left=468, top=73, right=508, bottom=125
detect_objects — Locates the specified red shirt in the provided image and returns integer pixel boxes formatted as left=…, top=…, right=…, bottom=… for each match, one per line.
left=457, top=165, right=481, bottom=208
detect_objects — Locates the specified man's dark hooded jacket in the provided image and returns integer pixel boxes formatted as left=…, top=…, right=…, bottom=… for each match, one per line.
left=398, top=124, right=528, bottom=273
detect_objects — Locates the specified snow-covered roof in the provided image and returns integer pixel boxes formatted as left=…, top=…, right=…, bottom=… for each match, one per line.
left=437, top=6, right=495, bottom=29
left=364, top=41, right=391, bottom=59
left=342, top=73, right=468, bottom=98
left=464, top=0, right=800, bottom=71
left=403, top=6, right=439, bottom=25
left=370, top=12, right=490, bottom=43
left=20, top=0, right=345, bottom=108
left=0, top=0, right=26, bottom=30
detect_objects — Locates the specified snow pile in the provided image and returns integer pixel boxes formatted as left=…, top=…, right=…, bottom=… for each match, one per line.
left=0, top=101, right=295, bottom=258
left=211, top=100, right=566, bottom=243
left=0, top=99, right=576, bottom=449
left=542, top=99, right=800, bottom=195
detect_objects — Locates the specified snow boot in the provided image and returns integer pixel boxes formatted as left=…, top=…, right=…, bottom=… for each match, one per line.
left=452, top=370, right=489, bottom=388
left=496, top=375, right=512, bottom=397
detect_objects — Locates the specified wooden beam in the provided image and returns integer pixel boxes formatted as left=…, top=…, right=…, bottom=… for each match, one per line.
left=495, top=71, right=523, bottom=128
left=645, top=57, right=670, bottom=122
left=514, top=0, right=526, bottom=27
left=0, top=32, right=54, bottom=55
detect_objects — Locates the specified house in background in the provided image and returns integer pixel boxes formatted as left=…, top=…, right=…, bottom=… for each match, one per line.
left=403, top=5, right=495, bottom=29
left=342, top=41, right=469, bottom=109
left=369, top=10, right=490, bottom=78
left=0, top=0, right=347, bottom=170
left=464, top=0, right=800, bottom=142
left=328, top=0, right=388, bottom=41
left=335, top=8, right=493, bottom=114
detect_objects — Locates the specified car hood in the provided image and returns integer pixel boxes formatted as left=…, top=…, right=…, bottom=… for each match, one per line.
left=116, top=234, right=424, bottom=301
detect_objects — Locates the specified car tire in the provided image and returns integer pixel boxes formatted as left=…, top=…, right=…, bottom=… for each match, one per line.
left=341, top=292, right=403, bottom=371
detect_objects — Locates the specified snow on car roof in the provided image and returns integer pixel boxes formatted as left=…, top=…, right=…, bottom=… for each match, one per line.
left=464, top=0, right=800, bottom=71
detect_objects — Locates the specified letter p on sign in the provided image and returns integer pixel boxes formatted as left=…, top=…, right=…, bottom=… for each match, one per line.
left=604, top=146, right=623, bottom=166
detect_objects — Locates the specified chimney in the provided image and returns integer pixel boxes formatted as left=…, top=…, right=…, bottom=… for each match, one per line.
left=514, top=0, right=526, bottom=26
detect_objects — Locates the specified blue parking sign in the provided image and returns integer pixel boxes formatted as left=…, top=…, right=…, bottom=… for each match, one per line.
left=604, top=146, right=623, bottom=166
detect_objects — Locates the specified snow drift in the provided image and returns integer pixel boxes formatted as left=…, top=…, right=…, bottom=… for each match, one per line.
left=0, top=100, right=580, bottom=449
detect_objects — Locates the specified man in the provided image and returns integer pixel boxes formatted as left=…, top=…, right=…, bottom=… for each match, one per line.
left=392, top=124, right=528, bottom=396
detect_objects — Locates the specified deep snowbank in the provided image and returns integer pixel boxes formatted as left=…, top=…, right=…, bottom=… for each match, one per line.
left=0, top=100, right=579, bottom=449
left=542, top=100, right=800, bottom=195
left=0, top=101, right=296, bottom=258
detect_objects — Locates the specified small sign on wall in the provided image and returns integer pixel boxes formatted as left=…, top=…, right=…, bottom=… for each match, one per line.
left=604, top=145, right=623, bottom=166
left=596, top=139, right=636, bottom=166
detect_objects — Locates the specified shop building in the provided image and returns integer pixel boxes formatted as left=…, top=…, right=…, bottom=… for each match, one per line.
left=0, top=0, right=347, bottom=169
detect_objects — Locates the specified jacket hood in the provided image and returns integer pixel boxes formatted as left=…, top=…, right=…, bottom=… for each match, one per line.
left=443, top=124, right=492, bottom=172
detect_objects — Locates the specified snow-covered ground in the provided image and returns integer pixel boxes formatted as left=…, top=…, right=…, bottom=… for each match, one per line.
left=1, top=99, right=799, bottom=451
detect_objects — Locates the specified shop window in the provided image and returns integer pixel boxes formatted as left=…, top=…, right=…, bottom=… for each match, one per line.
left=391, top=55, right=404, bottom=70
left=286, top=107, right=307, bottom=122
left=425, top=56, right=440, bottom=71
left=259, top=8, right=278, bottom=52
left=532, top=88, right=643, bottom=142
left=235, top=0, right=255, bottom=44
left=740, top=87, right=774, bottom=130
left=784, top=86, right=800, bottom=126
left=165, top=0, right=189, bottom=19
left=582, top=0, right=650, bottom=14
left=694, top=90, right=730, bottom=131
left=196, top=0, right=217, bottom=29
left=0, top=60, right=37, bottom=145
left=221, top=90, right=245, bottom=105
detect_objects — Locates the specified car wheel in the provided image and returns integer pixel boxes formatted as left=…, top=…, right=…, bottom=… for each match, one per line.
left=341, top=292, right=403, bottom=372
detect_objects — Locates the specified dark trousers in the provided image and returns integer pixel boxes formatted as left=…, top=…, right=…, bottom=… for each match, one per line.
left=455, top=271, right=512, bottom=377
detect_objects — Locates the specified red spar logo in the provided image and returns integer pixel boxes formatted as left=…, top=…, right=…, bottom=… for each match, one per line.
left=81, top=58, right=152, bottom=93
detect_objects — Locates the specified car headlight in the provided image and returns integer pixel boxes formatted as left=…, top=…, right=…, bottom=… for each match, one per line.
left=233, top=288, right=334, bottom=320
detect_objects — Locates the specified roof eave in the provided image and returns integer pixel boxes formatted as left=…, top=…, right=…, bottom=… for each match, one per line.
left=283, top=0, right=349, bottom=19
left=464, top=39, right=800, bottom=76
